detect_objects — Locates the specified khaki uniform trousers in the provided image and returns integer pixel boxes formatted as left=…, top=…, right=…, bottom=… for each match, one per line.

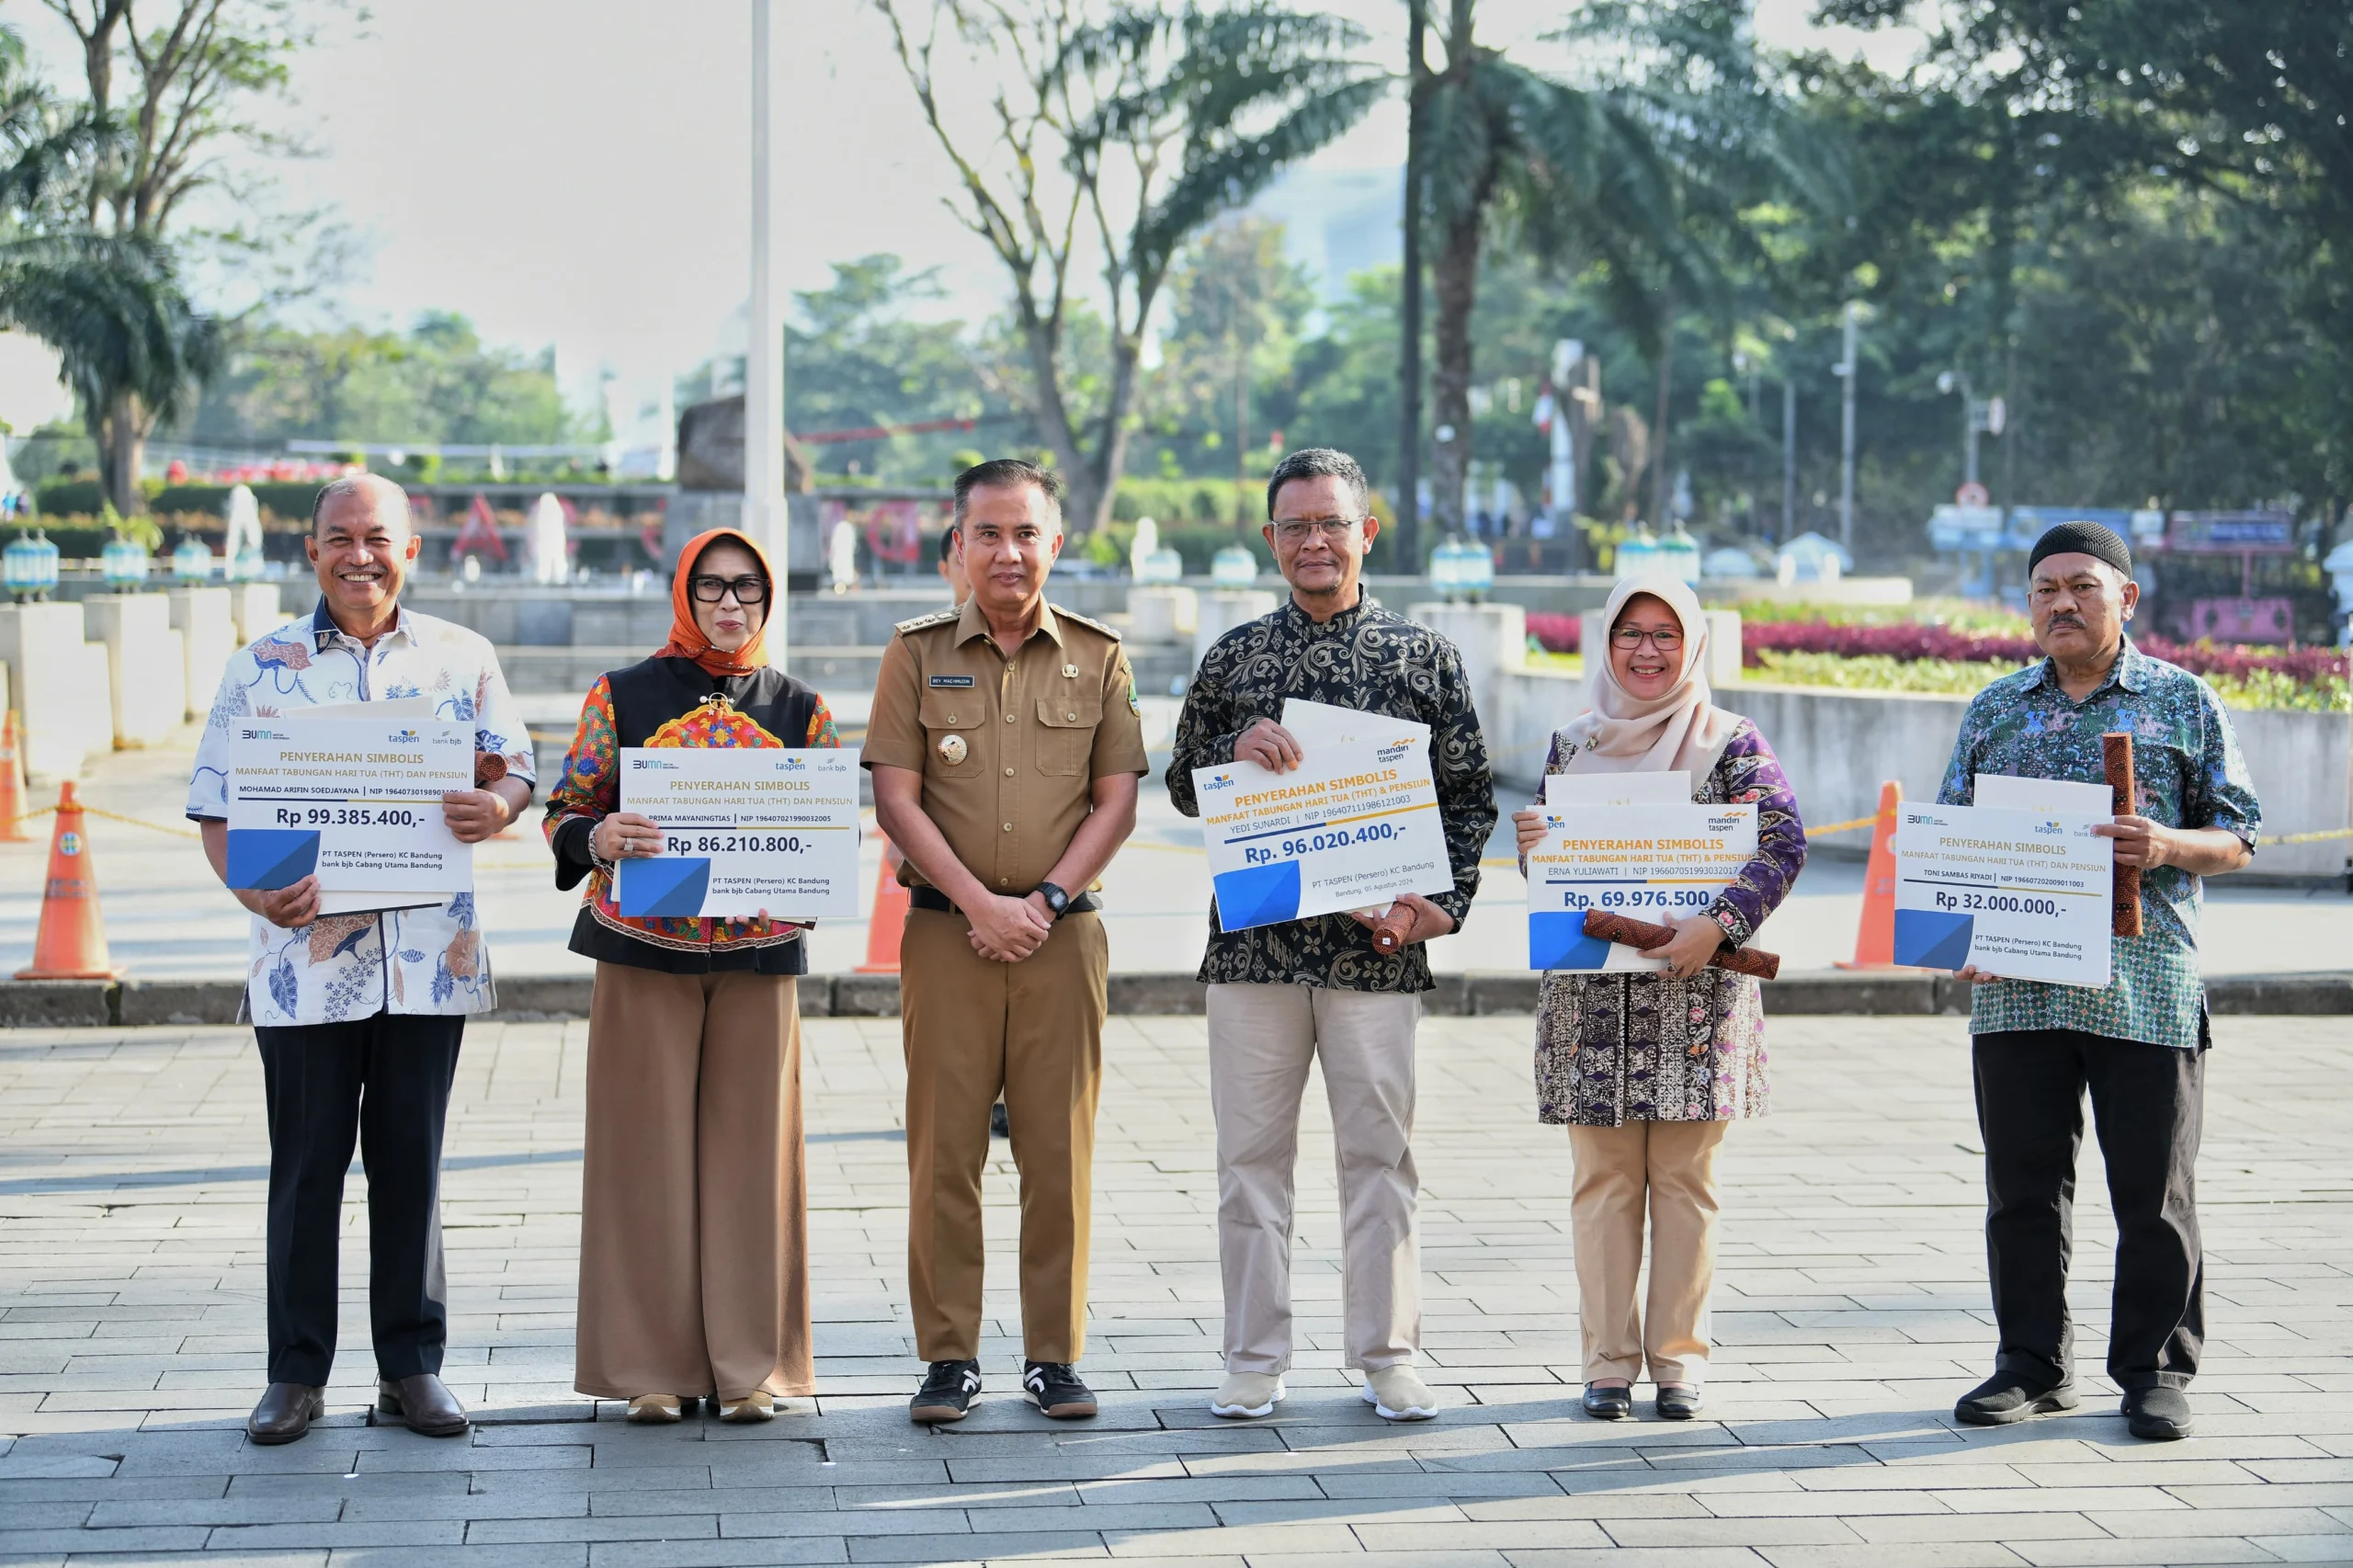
left=574, top=965, right=813, bottom=1401
left=1567, top=1119, right=1728, bottom=1386
left=902, top=906, right=1107, bottom=1363
left=1207, top=983, right=1423, bottom=1374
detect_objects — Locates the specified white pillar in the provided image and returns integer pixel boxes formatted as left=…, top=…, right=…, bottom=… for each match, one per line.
left=1192, top=590, right=1278, bottom=671
left=1408, top=601, right=1526, bottom=724
left=1125, top=585, right=1198, bottom=644
left=83, top=595, right=185, bottom=748
left=226, top=582, right=290, bottom=647
left=0, top=602, right=112, bottom=784
left=745, top=0, right=788, bottom=670
left=167, top=586, right=236, bottom=721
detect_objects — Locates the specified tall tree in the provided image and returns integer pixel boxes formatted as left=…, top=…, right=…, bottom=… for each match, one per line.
left=1150, top=216, right=1314, bottom=517
left=36, top=0, right=328, bottom=509
left=1414, top=0, right=1675, bottom=537
left=874, top=0, right=1383, bottom=534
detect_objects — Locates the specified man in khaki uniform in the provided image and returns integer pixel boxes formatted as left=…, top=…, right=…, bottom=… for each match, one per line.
left=866, top=460, right=1147, bottom=1424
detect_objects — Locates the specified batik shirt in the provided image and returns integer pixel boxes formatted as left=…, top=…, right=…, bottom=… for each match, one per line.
left=1937, top=641, right=2260, bottom=1050
left=187, top=600, right=535, bottom=1028
left=1166, top=597, right=1496, bottom=992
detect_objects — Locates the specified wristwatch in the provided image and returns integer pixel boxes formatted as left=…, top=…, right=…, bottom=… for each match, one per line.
left=1034, top=881, right=1071, bottom=920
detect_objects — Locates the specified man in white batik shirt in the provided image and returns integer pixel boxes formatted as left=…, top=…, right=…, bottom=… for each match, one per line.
left=185, top=473, right=535, bottom=1447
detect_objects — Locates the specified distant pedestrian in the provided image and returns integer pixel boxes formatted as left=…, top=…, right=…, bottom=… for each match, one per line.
left=1510, top=574, right=1805, bottom=1423
left=865, top=460, right=1148, bottom=1424
left=1943, top=522, right=2260, bottom=1442
left=1167, top=447, right=1497, bottom=1424
left=187, top=473, right=536, bottom=1445
left=544, top=527, right=832, bottom=1425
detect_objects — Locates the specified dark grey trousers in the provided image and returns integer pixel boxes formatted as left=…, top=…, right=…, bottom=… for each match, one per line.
left=1972, top=1028, right=2204, bottom=1392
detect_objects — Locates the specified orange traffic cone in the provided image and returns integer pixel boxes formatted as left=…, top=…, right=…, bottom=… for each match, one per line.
left=857, top=832, right=911, bottom=974
left=17, top=781, right=118, bottom=979
left=1836, top=780, right=1904, bottom=970
left=0, top=710, right=29, bottom=843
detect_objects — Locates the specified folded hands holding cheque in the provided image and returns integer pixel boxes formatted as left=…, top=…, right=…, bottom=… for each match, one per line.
left=1509, top=807, right=1727, bottom=980
left=1234, top=717, right=1455, bottom=949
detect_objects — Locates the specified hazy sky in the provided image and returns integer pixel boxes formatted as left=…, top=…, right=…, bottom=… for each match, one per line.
left=5, top=1, right=1922, bottom=444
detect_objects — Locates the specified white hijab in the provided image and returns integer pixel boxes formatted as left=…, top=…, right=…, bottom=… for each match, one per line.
left=1553, top=574, right=1742, bottom=778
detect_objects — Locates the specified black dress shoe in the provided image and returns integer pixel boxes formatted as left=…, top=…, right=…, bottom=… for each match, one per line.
left=2122, top=1385, right=2193, bottom=1441
left=377, top=1373, right=470, bottom=1437
left=248, top=1382, right=325, bottom=1445
left=1581, top=1383, right=1633, bottom=1420
left=1954, top=1371, right=2079, bottom=1426
left=1654, top=1385, right=1702, bottom=1421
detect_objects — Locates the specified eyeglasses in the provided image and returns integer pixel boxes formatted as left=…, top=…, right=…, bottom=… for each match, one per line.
left=1271, top=517, right=1364, bottom=545
left=690, top=574, right=767, bottom=604
left=1611, top=627, right=1683, bottom=652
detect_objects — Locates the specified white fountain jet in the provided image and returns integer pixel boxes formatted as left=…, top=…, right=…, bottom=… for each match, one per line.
left=525, top=493, right=570, bottom=585
left=223, top=484, right=264, bottom=581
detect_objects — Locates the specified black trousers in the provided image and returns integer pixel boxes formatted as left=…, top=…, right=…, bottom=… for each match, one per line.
left=254, top=1013, right=464, bottom=1387
left=1972, top=1028, right=2204, bottom=1392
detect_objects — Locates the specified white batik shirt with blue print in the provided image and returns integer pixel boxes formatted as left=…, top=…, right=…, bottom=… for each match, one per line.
left=186, top=599, right=536, bottom=1027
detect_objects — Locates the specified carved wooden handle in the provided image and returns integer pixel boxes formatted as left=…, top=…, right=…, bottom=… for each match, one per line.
left=1370, top=901, right=1415, bottom=954
left=474, top=751, right=507, bottom=788
left=2103, top=731, right=2142, bottom=937
left=1581, top=909, right=1781, bottom=981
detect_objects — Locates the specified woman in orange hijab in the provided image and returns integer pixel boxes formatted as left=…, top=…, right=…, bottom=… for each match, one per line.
left=544, top=528, right=837, bottom=1424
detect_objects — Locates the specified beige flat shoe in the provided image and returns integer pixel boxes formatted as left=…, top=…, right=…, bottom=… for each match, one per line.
left=626, top=1393, right=682, bottom=1424
left=720, top=1390, right=775, bottom=1423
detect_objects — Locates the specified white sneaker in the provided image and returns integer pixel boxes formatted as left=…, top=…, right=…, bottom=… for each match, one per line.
left=1210, top=1371, right=1285, bottom=1419
left=1362, top=1365, right=1438, bottom=1421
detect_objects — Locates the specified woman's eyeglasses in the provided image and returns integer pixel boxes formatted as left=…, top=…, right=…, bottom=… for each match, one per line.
left=690, top=574, right=768, bottom=605
left=1610, top=627, right=1682, bottom=652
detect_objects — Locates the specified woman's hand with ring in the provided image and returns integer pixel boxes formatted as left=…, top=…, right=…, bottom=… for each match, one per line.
left=596, top=812, right=665, bottom=860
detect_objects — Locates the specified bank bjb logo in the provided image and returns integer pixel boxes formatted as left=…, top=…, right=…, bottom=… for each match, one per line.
left=1204, top=772, right=1236, bottom=791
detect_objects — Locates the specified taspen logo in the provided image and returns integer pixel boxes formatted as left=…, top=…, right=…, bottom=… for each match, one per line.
left=1204, top=772, right=1237, bottom=791
left=771, top=756, right=809, bottom=773
left=1376, top=737, right=1419, bottom=762
left=2033, top=818, right=2065, bottom=835
left=387, top=728, right=419, bottom=744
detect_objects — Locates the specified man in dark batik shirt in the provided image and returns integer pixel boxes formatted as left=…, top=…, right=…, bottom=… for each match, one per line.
left=1168, top=448, right=1495, bottom=1426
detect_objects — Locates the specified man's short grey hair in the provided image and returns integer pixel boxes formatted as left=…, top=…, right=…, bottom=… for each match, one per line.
left=1266, top=448, right=1370, bottom=521
left=311, top=472, right=413, bottom=533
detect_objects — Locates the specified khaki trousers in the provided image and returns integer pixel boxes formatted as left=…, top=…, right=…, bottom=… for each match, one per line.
left=902, top=907, right=1107, bottom=1363
left=1567, top=1119, right=1728, bottom=1386
left=574, top=965, right=812, bottom=1401
left=1206, top=983, right=1422, bottom=1374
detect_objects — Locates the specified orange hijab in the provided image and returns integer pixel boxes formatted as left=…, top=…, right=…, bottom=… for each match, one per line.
left=658, top=527, right=776, bottom=676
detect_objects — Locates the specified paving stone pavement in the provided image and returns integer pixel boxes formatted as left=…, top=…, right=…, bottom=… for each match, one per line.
left=1, top=1010, right=2348, bottom=1567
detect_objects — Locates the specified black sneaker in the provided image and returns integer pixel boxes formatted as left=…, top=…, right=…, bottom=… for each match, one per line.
left=1954, top=1372, right=2079, bottom=1426
left=910, top=1359, right=981, bottom=1424
left=1022, top=1361, right=1097, bottom=1419
left=2122, top=1385, right=2193, bottom=1441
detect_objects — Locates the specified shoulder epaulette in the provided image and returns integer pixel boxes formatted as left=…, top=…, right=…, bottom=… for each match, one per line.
left=893, top=608, right=962, bottom=636
left=1051, top=605, right=1123, bottom=642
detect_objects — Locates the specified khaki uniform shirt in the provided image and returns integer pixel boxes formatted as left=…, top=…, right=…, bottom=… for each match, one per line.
left=864, top=598, right=1150, bottom=894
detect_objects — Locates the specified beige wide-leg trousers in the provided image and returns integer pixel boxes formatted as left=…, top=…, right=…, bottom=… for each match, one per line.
left=1567, top=1119, right=1727, bottom=1386
left=574, top=964, right=813, bottom=1401
left=1206, top=983, right=1423, bottom=1374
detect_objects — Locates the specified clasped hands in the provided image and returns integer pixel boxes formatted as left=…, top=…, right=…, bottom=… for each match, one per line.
left=1513, top=807, right=1722, bottom=979
left=237, top=789, right=517, bottom=928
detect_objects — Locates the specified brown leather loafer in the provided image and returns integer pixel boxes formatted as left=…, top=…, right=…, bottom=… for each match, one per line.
left=376, top=1373, right=470, bottom=1437
left=248, top=1382, right=325, bottom=1445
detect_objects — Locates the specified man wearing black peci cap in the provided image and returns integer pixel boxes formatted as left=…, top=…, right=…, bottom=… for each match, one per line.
left=1933, top=520, right=2260, bottom=1441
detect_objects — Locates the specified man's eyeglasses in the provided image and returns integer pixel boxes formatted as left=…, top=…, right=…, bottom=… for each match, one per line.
left=690, top=574, right=768, bottom=604
left=1610, top=627, right=1683, bottom=652
left=1271, top=517, right=1364, bottom=545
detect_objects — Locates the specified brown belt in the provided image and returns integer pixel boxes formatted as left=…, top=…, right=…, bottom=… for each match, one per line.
left=908, top=885, right=1099, bottom=917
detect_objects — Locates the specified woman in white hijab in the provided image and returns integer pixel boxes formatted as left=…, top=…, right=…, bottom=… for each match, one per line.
left=1512, top=574, right=1808, bottom=1422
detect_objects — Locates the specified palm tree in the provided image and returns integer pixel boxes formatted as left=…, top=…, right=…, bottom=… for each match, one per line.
left=0, top=29, right=215, bottom=515
left=1407, top=0, right=1678, bottom=540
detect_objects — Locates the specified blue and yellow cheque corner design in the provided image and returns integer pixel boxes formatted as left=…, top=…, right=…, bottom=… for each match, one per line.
left=1893, top=907, right=1974, bottom=971
left=1211, top=860, right=1302, bottom=932
left=616, top=857, right=713, bottom=919
left=225, top=827, right=320, bottom=891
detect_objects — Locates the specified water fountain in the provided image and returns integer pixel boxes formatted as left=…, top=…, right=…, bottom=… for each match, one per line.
left=223, top=484, right=266, bottom=581
left=524, top=493, right=569, bottom=585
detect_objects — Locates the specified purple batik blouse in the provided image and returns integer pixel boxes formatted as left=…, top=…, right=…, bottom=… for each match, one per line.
left=1532, top=717, right=1807, bottom=1127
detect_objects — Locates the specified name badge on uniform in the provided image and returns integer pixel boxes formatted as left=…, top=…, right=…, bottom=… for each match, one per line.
left=928, top=675, right=975, bottom=687
left=938, top=734, right=967, bottom=765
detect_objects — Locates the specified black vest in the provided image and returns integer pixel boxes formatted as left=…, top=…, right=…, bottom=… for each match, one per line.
left=606, top=656, right=823, bottom=751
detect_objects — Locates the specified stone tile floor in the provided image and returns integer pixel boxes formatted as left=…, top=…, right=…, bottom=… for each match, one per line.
left=0, top=1011, right=2348, bottom=1566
